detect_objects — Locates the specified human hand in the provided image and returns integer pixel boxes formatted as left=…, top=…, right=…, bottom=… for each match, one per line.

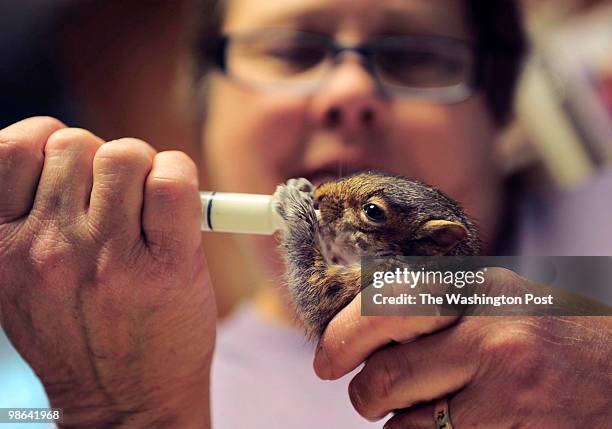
left=314, top=268, right=612, bottom=428
left=0, top=117, right=216, bottom=428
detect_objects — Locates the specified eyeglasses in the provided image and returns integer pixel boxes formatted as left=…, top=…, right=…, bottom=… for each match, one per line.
left=200, top=29, right=483, bottom=103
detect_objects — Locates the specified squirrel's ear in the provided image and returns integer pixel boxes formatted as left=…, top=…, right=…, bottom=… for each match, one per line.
left=414, top=220, right=467, bottom=254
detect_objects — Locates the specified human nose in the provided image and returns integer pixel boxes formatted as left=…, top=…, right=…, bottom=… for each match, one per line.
left=308, top=55, right=390, bottom=139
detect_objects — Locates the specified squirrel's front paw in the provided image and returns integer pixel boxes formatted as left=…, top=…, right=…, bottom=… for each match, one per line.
left=286, top=178, right=315, bottom=195
left=273, top=178, right=316, bottom=231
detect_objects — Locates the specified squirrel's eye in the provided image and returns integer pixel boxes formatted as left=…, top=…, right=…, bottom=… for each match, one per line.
left=362, top=203, right=386, bottom=222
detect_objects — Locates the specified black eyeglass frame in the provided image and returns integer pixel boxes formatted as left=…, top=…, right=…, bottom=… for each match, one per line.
left=199, top=30, right=486, bottom=103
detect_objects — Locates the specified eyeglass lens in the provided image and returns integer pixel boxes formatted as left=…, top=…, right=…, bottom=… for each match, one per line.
left=224, top=30, right=475, bottom=91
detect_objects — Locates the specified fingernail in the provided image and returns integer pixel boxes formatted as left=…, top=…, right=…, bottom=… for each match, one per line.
left=314, top=344, right=331, bottom=380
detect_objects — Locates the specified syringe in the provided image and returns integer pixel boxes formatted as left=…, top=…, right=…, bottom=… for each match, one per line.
left=200, top=191, right=285, bottom=235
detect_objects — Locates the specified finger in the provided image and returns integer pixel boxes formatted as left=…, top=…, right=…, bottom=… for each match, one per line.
left=31, top=128, right=104, bottom=222
left=383, top=402, right=433, bottom=429
left=314, top=294, right=457, bottom=380
left=0, top=117, right=65, bottom=223
left=88, top=138, right=156, bottom=242
left=347, top=324, right=477, bottom=421
left=384, top=392, right=486, bottom=429
left=383, top=400, right=447, bottom=429
left=142, top=151, right=202, bottom=261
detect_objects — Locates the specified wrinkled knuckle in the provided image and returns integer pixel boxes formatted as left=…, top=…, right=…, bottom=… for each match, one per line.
left=29, top=229, right=73, bottom=271
left=491, top=266, right=525, bottom=282
left=0, top=131, right=46, bottom=168
left=149, top=175, right=196, bottom=204
left=84, top=217, right=117, bottom=247
left=482, top=325, right=540, bottom=373
left=0, top=116, right=64, bottom=140
left=46, top=127, right=99, bottom=151
left=165, top=150, right=197, bottom=171
left=485, top=266, right=515, bottom=282
left=0, top=225, right=22, bottom=259
left=369, top=353, right=401, bottom=404
left=350, top=357, right=397, bottom=420
left=0, top=137, right=28, bottom=168
left=32, top=116, right=66, bottom=131
left=145, top=229, right=182, bottom=265
left=111, top=137, right=155, bottom=154
left=96, top=139, right=153, bottom=170
left=95, top=244, right=137, bottom=281
left=483, top=267, right=527, bottom=296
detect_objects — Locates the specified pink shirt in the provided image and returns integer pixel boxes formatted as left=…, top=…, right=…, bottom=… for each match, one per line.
left=211, top=304, right=380, bottom=429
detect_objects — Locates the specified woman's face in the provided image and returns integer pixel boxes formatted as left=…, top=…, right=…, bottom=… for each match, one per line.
left=202, top=0, right=503, bottom=271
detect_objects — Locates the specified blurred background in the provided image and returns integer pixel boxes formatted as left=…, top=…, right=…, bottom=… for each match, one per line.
left=0, top=1, right=611, bottom=425
left=515, top=0, right=612, bottom=187
left=2, top=0, right=611, bottom=189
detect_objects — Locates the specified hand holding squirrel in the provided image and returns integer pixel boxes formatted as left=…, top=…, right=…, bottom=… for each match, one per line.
left=275, top=173, right=612, bottom=428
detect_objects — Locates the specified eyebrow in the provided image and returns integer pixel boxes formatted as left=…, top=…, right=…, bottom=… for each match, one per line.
left=378, top=7, right=470, bottom=38
left=229, top=4, right=469, bottom=39
left=381, top=9, right=444, bottom=31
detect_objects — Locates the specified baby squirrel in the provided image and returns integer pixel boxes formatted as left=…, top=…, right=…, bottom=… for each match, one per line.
left=273, top=172, right=481, bottom=339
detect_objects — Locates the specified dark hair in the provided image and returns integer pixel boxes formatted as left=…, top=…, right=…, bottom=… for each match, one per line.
left=465, top=1, right=527, bottom=126
left=195, top=0, right=527, bottom=127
